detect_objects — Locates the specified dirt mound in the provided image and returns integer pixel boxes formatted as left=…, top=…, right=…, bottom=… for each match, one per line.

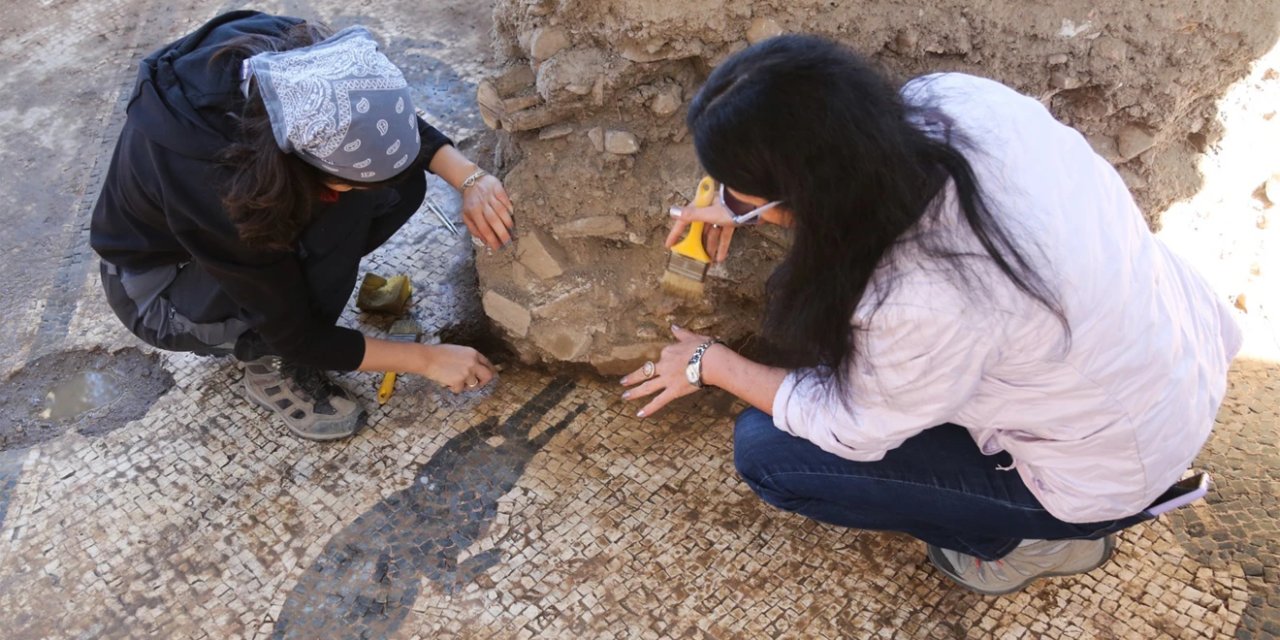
left=472, top=0, right=1279, bottom=372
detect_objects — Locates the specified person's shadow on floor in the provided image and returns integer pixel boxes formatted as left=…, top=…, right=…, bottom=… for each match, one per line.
left=272, top=376, right=586, bottom=640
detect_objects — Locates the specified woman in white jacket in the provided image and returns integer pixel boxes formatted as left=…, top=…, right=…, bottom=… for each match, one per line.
left=622, top=35, right=1240, bottom=595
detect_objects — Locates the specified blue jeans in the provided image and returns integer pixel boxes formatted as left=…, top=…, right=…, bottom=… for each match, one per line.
left=733, top=408, right=1149, bottom=560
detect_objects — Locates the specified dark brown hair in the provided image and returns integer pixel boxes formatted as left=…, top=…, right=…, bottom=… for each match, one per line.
left=215, top=22, right=432, bottom=250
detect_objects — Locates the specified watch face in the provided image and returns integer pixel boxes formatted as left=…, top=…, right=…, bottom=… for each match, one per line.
left=685, top=362, right=700, bottom=387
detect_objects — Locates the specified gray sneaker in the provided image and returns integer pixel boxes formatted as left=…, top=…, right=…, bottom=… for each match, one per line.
left=241, top=357, right=366, bottom=441
left=926, top=535, right=1115, bottom=596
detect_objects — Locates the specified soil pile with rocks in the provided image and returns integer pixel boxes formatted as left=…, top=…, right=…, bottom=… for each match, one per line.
left=470, top=0, right=1279, bottom=372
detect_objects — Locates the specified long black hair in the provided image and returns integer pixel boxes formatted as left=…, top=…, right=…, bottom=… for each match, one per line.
left=688, top=35, right=1066, bottom=391
left=214, top=23, right=432, bottom=250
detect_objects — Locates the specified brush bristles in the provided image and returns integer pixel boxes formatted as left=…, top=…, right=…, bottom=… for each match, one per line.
left=662, top=251, right=709, bottom=299
left=666, top=252, right=709, bottom=282
left=387, top=319, right=422, bottom=342
left=661, top=268, right=707, bottom=299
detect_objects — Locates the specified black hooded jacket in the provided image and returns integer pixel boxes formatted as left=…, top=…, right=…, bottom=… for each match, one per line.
left=90, top=11, right=450, bottom=371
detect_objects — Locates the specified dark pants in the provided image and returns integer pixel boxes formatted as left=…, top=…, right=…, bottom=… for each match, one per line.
left=732, top=408, right=1149, bottom=560
left=101, top=173, right=426, bottom=360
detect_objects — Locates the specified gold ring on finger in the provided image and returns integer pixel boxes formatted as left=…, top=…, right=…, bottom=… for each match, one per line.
left=642, top=361, right=656, bottom=379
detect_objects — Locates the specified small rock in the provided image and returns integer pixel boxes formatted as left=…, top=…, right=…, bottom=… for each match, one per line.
left=1091, top=36, right=1128, bottom=63
left=526, top=0, right=555, bottom=17
left=1116, top=167, right=1148, bottom=190
left=604, top=130, right=640, bottom=155
left=1258, top=214, right=1270, bottom=230
left=476, top=80, right=504, bottom=130
left=650, top=86, right=683, bottom=117
left=516, top=227, right=570, bottom=280
left=1050, top=70, right=1081, bottom=90
left=1116, top=125, right=1156, bottom=161
left=553, top=215, right=627, bottom=238
left=1086, top=134, right=1121, bottom=163
left=537, top=123, right=574, bottom=140
left=1047, top=53, right=1070, bottom=66
left=1234, top=294, right=1248, bottom=313
left=537, top=122, right=573, bottom=140
left=482, top=291, right=532, bottom=338
left=529, top=27, right=570, bottom=61
left=1264, top=173, right=1280, bottom=206
left=620, top=40, right=672, bottom=63
left=586, top=127, right=605, bottom=152
left=891, top=29, right=919, bottom=54
left=746, top=17, right=784, bottom=45
left=511, top=261, right=533, bottom=289
left=532, top=324, right=593, bottom=361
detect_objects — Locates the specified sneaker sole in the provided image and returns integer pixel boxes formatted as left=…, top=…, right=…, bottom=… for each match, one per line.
left=243, top=380, right=364, bottom=442
left=926, top=536, right=1116, bottom=596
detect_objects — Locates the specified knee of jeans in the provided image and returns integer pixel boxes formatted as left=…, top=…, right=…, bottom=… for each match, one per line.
left=738, top=470, right=813, bottom=515
left=732, top=408, right=775, bottom=485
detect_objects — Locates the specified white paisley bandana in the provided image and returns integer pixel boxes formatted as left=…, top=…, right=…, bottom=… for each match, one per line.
left=242, top=26, right=421, bottom=183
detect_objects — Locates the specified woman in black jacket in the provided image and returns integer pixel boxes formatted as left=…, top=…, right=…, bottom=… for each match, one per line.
left=91, top=11, right=509, bottom=440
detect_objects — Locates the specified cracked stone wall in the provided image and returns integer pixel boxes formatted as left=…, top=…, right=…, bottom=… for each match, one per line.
left=471, top=0, right=1279, bottom=372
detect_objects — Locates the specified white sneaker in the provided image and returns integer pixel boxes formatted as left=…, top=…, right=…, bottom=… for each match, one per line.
left=926, top=535, right=1115, bottom=595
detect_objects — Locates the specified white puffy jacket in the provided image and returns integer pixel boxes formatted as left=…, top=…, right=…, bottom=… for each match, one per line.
left=771, top=73, right=1242, bottom=523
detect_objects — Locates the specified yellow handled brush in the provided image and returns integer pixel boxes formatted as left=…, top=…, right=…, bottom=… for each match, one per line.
left=661, top=176, right=717, bottom=299
left=377, top=315, right=422, bottom=404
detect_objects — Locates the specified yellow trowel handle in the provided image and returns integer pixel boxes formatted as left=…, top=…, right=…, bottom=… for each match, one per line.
left=671, top=176, right=718, bottom=263
left=377, top=371, right=397, bottom=404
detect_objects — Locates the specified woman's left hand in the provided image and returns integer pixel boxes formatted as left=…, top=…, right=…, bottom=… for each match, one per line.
left=667, top=202, right=737, bottom=264
left=620, top=325, right=711, bottom=418
left=462, top=174, right=515, bottom=250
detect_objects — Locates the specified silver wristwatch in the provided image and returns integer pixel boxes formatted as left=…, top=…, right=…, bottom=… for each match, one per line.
left=685, top=339, right=724, bottom=388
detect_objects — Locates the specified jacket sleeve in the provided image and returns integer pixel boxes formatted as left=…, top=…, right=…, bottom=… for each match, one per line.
left=418, top=116, right=452, bottom=172
left=160, top=154, right=366, bottom=371
left=771, top=295, right=996, bottom=461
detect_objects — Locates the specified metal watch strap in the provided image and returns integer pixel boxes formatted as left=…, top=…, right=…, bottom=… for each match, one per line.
left=686, top=339, right=724, bottom=388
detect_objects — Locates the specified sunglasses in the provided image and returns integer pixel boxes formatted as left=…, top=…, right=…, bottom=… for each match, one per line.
left=719, top=184, right=781, bottom=226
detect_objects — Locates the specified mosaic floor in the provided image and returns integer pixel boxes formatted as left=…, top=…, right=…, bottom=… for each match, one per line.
left=0, top=196, right=1274, bottom=639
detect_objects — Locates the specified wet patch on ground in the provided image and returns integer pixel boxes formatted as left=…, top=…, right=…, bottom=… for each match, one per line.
left=0, top=347, right=173, bottom=451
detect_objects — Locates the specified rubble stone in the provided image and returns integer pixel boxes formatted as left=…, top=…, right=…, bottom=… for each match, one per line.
left=604, top=130, right=640, bottom=155
left=538, top=123, right=575, bottom=140
left=552, top=216, right=628, bottom=238
left=650, top=86, right=683, bottom=116
left=586, top=126, right=605, bottom=152
left=529, top=27, right=570, bottom=61
left=483, top=290, right=533, bottom=337
left=1117, top=125, right=1157, bottom=161
left=746, top=17, right=784, bottom=45
left=516, top=227, right=570, bottom=279
left=531, top=323, right=593, bottom=360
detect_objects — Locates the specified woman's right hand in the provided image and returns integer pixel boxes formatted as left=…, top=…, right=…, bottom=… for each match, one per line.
left=418, top=343, right=497, bottom=393
left=666, top=203, right=738, bottom=263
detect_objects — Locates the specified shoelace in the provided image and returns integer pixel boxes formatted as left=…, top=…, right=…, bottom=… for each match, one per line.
left=281, top=363, right=339, bottom=402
